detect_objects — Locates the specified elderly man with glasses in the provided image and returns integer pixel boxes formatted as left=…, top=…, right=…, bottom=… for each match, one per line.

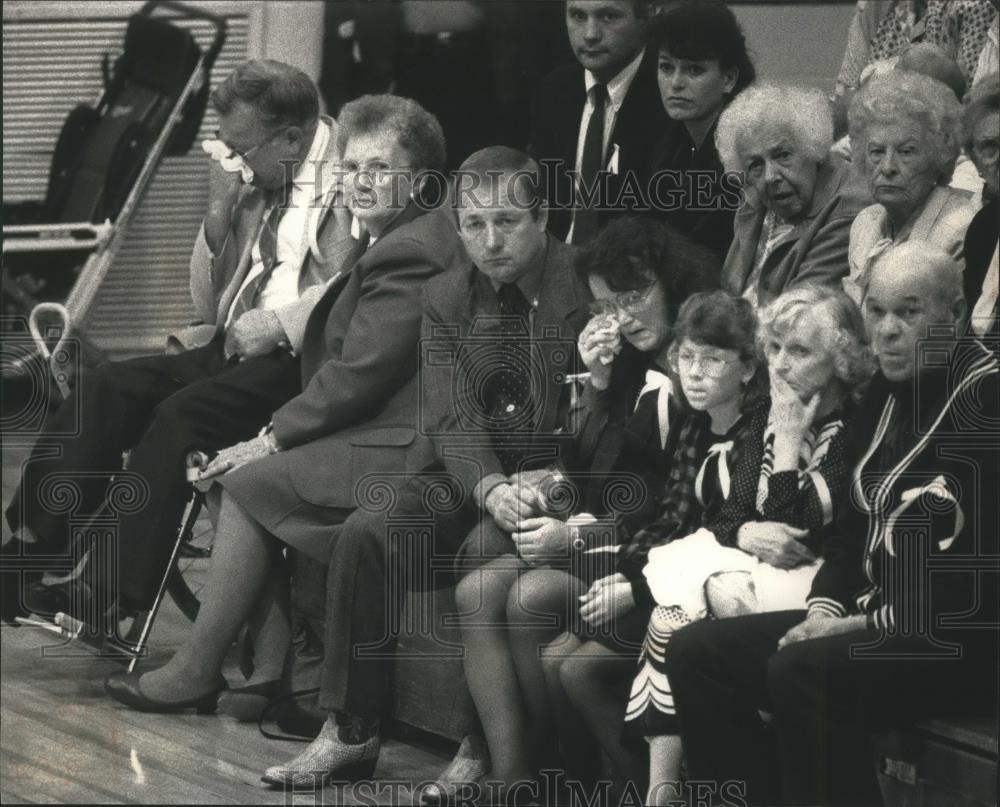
left=2, top=60, right=356, bottom=634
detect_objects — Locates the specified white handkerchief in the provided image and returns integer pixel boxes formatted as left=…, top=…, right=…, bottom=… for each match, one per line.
left=201, top=138, right=254, bottom=184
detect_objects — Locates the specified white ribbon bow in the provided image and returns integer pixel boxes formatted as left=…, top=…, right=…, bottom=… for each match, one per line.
left=696, top=440, right=734, bottom=502
left=636, top=370, right=672, bottom=449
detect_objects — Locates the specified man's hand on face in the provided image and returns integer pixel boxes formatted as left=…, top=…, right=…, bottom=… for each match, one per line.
left=204, top=159, right=243, bottom=254
left=225, top=309, right=286, bottom=360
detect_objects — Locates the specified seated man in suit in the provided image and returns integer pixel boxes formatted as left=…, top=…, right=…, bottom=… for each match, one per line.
left=662, top=243, right=999, bottom=807
left=259, top=146, right=592, bottom=791
left=2, top=59, right=355, bottom=626
left=529, top=0, right=669, bottom=244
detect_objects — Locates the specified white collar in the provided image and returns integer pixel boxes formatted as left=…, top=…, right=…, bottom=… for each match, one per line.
left=291, top=119, right=330, bottom=195
left=585, top=47, right=645, bottom=112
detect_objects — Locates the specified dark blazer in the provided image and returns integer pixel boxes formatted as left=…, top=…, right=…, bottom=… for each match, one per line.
left=419, top=235, right=592, bottom=500
left=963, top=197, right=999, bottom=346
left=529, top=47, right=670, bottom=242
left=221, top=204, right=470, bottom=517
left=646, top=117, right=742, bottom=261
left=722, top=158, right=871, bottom=307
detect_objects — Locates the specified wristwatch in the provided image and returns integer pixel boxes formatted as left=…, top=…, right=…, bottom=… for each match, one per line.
left=570, top=524, right=586, bottom=552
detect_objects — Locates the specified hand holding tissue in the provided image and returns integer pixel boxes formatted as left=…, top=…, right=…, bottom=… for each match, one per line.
left=202, top=138, right=254, bottom=184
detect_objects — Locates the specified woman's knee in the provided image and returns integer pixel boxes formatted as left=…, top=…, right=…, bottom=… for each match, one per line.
left=455, top=562, right=512, bottom=617
left=558, top=645, right=606, bottom=702
left=506, top=568, right=574, bottom=626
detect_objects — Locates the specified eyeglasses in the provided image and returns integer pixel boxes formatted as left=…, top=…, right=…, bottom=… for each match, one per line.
left=342, top=161, right=413, bottom=184
left=669, top=350, right=741, bottom=378
left=588, top=284, right=656, bottom=318
left=214, top=127, right=286, bottom=161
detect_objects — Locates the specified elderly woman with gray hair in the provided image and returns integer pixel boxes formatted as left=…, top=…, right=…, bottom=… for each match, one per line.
left=716, top=84, right=870, bottom=309
left=845, top=69, right=980, bottom=302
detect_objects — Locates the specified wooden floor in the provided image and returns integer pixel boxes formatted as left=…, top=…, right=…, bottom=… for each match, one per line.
left=1, top=445, right=451, bottom=805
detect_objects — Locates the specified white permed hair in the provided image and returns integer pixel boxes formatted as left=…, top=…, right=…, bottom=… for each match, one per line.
left=715, top=84, right=833, bottom=174
left=757, top=283, right=876, bottom=402
left=848, top=70, right=963, bottom=185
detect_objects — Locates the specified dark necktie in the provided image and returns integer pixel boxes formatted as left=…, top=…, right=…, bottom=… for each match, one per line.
left=491, top=282, right=536, bottom=467
left=572, top=83, right=607, bottom=245
left=228, top=197, right=286, bottom=324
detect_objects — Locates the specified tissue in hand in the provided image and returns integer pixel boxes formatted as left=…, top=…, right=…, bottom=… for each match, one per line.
left=202, top=138, right=254, bottom=184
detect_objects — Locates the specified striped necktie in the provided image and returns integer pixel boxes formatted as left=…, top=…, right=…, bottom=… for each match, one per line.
left=228, top=198, right=286, bottom=324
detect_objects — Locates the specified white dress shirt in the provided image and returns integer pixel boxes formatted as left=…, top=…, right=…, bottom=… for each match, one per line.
left=225, top=119, right=331, bottom=327
left=565, top=48, right=646, bottom=243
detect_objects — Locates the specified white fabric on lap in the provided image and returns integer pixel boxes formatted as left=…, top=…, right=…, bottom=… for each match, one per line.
left=643, top=528, right=823, bottom=619
left=749, top=559, right=822, bottom=613
left=643, top=528, right=756, bottom=619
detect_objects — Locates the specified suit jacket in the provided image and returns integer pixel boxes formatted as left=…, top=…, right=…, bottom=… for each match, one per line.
left=419, top=235, right=592, bottom=502
left=963, top=197, right=999, bottom=345
left=238, top=204, right=470, bottom=510
left=529, top=48, right=670, bottom=242
left=175, top=115, right=356, bottom=353
left=723, top=159, right=870, bottom=307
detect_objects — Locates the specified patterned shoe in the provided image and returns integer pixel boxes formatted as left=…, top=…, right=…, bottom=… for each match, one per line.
left=261, top=717, right=379, bottom=790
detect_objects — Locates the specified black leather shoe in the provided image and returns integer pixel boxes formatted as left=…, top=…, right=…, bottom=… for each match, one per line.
left=104, top=669, right=227, bottom=714
left=418, top=736, right=490, bottom=805
left=1, top=537, right=41, bottom=624
left=217, top=678, right=280, bottom=722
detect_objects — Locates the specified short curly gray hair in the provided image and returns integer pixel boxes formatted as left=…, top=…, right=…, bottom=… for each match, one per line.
left=963, top=72, right=1000, bottom=156
left=715, top=84, right=833, bottom=174
left=335, top=94, right=446, bottom=174
left=849, top=70, right=962, bottom=185
left=757, top=283, right=876, bottom=402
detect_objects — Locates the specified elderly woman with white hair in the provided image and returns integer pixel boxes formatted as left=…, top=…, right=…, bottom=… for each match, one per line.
left=845, top=69, right=980, bottom=302
left=716, top=84, right=871, bottom=309
left=624, top=283, right=874, bottom=805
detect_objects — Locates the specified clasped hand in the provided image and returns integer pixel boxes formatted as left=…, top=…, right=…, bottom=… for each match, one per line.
left=225, top=309, right=286, bottom=360
left=512, top=517, right=570, bottom=565
left=578, top=572, right=634, bottom=628
left=737, top=521, right=816, bottom=569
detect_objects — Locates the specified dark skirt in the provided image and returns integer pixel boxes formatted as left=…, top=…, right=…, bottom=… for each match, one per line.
left=215, top=451, right=352, bottom=563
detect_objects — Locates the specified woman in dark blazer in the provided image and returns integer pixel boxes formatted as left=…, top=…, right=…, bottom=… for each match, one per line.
left=644, top=1, right=755, bottom=261
left=103, top=95, right=469, bottom=714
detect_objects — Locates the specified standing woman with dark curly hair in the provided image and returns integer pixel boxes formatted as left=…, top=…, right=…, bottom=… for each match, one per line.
left=644, top=0, right=756, bottom=260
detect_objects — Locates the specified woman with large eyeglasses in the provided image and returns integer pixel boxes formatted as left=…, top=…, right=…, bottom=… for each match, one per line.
left=626, top=284, right=874, bottom=805
left=536, top=285, right=764, bottom=794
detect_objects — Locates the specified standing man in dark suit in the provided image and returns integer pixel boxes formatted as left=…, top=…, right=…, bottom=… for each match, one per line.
left=529, top=0, right=669, bottom=244
left=2, top=60, right=356, bottom=626
left=260, top=146, right=593, bottom=792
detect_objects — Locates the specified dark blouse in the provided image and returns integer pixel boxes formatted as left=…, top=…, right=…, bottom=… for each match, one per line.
left=708, top=399, right=854, bottom=557
left=645, top=117, right=740, bottom=261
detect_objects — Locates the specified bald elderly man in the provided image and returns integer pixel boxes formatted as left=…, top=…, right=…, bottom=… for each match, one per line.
left=659, top=243, right=999, bottom=807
